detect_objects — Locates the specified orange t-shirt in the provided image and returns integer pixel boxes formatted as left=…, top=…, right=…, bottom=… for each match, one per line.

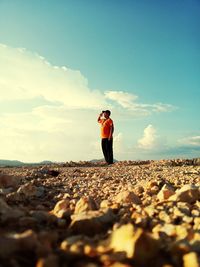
left=99, top=118, right=113, bottom=138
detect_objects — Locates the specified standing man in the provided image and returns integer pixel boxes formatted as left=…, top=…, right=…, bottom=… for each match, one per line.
left=97, top=110, right=114, bottom=165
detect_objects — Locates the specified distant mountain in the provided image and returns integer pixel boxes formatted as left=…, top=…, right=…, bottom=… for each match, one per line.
left=0, top=159, right=53, bottom=167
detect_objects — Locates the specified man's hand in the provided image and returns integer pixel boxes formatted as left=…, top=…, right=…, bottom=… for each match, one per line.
left=98, top=112, right=103, bottom=122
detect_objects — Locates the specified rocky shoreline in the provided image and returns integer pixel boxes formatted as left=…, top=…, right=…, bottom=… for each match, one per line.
left=0, top=159, right=200, bottom=267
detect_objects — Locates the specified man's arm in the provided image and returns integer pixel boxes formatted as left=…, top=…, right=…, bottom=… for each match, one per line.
left=108, top=124, right=114, bottom=140
left=97, top=112, right=103, bottom=123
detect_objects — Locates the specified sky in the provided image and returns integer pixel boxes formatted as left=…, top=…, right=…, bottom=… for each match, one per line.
left=0, top=0, right=199, bottom=162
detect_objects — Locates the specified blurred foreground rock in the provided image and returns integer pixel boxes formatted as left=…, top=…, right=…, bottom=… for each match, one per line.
left=0, top=158, right=199, bottom=266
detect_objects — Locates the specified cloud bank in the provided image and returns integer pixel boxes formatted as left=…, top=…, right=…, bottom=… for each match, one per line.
left=0, top=44, right=176, bottom=162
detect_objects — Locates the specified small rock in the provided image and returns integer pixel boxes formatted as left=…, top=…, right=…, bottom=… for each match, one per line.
left=0, top=173, right=21, bottom=188
left=14, top=229, right=39, bottom=250
left=17, top=183, right=45, bottom=198
left=157, top=184, right=175, bottom=201
left=74, top=196, right=97, bottom=214
left=134, top=185, right=144, bottom=195
left=51, top=199, right=71, bottom=218
left=193, top=217, right=200, bottom=230
left=57, top=218, right=67, bottom=228
left=0, top=229, right=39, bottom=258
left=60, top=235, right=85, bottom=251
left=158, top=210, right=171, bottom=223
left=147, top=185, right=160, bottom=196
left=70, top=209, right=116, bottom=236
left=100, top=199, right=111, bottom=209
left=114, top=191, right=141, bottom=205
left=0, top=187, right=14, bottom=195
left=183, top=252, right=199, bottom=267
left=152, top=224, right=176, bottom=237
left=110, top=223, right=160, bottom=263
left=0, top=198, right=24, bottom=223
left=169, top=185, right=200, bottom=203
left=30, top=210, right=57, bottom=224
left=19, top=216, right=38, bottom=227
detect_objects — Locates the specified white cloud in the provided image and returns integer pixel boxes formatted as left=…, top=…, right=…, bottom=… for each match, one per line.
left=179, top=136, right=200, bottom=146
left=105, top=91, right=138, bottom=108
left=138, top=124, right=160, bottom=150
left=0, top=44, right=105, bottom=109
left=114, top=132, right=124, bottom=154
left=105, top=90, right=175, bottom=114
left=0, top=44, right=176, bottom=162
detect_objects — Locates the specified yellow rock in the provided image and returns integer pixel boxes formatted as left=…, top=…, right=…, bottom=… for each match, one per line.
left=194, top=217, right=200, bottom=230
left=152, top=224, right=176, bottom=237
left=169, top=184, right=200, bottom=203
left=157, top=184, right=175, bottom=201
left=110, top=223, right=159, bottom=263
left=175, top=225, right=188, bottom=240
left=114, top=191, right=141, bottom=205
left=51, top=199, right=70, bottom=218
left=74, top=196, right=97, bottom=214
left=183, top=252, right=199, bottom=267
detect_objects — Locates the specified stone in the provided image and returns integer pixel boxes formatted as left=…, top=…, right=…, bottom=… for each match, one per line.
left=51, top=199, right=71, bottom=218
left=6, top=191, right=24, bottom=201
left=61, top=235, right=95, bottom=255
left=175, top=225, right=189, bottom=240
left=19, top=216, right=38, bottom=227
left=110, top=223, right=160, bottom=263
left=158, top=210, right=171, bottom=223
left=147, top=180, right=158, bottom=188
left=134, top=185, right=144, bottom=195
left=100, top=199, right=111, bottom=209
left=144, top=205, right=156, bottom=217
left=13, top=229, right=39, bottom=250
left=57, top=218, right=67, bottom=228
left=0, top=198, right=24, bottom=223
left=30, top=210, right=57, bottom=224
left=0, top=236, right=19, bottom=258
left=36, top=254, right=59, bottom=267
left=193, top=217, right=200, bottom=230
left=191, top=209, right=200, bottom=217
left=74, top=196, right=97, bottom=214
left=0, top=230, right=39, bottom=258
left=114, top=191, right=141, bottom=205
left=147, top=185, right=160, bottom=195
left=157, top=184, right=175, bottom=201
left=0, top=173, right=21, bottom=188
left=17, top=183, right=45, bottom=198
left=60, top=235, right=86, bottom=251
left=70, top=209, right=116, bottom=236
left=152, top=224, right=176, bottom=237
left=169, top=184, right=200, bottom=203
left=0, top=187, right=14, bottom=195
left=183, top=252, right=199, bottom=267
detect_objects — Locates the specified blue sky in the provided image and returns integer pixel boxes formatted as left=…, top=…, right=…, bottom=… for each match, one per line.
left=0, top=0, right=199, bottom=161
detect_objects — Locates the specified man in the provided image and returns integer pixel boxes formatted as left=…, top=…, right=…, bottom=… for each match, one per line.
left=97, top=110, right=114, bottom=165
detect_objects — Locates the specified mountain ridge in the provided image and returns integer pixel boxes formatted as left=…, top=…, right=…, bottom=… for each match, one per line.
left=0, top=159, right=53, bottom=167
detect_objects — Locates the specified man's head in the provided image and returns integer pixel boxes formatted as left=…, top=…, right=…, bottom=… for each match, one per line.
left=103, top=110, right=111, bottom=118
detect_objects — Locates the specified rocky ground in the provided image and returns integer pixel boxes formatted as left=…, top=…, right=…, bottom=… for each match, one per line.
left=0, top=159, right=200, bottom=267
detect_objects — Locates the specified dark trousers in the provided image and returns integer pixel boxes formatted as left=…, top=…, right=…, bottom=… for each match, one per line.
left=101, top=138, right=113, bottom=164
